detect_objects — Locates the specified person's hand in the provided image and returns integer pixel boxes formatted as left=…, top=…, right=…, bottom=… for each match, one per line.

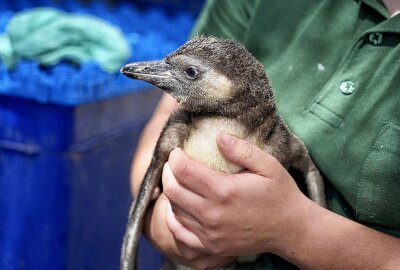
left=163, top=132, right=314, bottom=257
left=144, top=193, right=235, bottom=270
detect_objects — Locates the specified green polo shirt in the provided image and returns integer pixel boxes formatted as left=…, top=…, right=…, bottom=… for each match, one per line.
left=191, top=0, right=400, bottom=268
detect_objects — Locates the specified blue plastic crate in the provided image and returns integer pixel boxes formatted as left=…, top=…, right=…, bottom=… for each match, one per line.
left=0, top=89, right=163, bottom=270
left=0, top=0, right=203, bottom=104
left=0, top=0, right=204, bottom=269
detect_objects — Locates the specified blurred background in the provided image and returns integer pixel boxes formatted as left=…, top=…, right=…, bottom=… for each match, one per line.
left=0, top=0, right=204, bottom=269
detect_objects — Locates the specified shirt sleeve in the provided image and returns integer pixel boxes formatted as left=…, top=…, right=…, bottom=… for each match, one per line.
left=190, top=0, right=258, bottom=43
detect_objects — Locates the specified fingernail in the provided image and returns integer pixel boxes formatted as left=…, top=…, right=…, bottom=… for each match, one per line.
left=162, top=162, right=171, bottom=186
left=164, top=162, right=172, bottom=175
left=165, top=200, right=172, bottom=212
left=218, top=132, right=233, bottom=147
left=170, top=147, right=182, bottom=156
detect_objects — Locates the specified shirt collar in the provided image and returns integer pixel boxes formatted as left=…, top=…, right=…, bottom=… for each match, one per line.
left=357, top=0, right=400, bottom=34
left=360, top=0, right=389, bottom=18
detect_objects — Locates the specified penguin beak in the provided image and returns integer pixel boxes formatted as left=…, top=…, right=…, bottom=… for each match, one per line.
left=120, top=60, right=173, bottom=85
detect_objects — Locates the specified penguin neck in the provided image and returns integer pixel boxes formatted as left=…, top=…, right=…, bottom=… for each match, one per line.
left=187, top=96, right=276, bottom=137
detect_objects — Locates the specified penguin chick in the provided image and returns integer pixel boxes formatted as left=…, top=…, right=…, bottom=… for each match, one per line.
left=120, top=36, right=326, bottom=270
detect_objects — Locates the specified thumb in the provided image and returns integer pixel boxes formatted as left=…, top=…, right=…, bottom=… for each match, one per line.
left=217, top=132, right=278, bottom=177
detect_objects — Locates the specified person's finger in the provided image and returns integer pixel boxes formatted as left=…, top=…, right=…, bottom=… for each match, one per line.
left=166, top=201, right=208, bottom=252
left=171, top=202, right=209, bottom=236
left=217, top=132, right=280, bottom=177
left=190, top=255, right=236, bottom=270
left=151, top=186, right=160, bottom=200
left=168, top=148, right=228, bottom=198
left=175, top=240, right=205, bottom=261
left=162, top=162, right=204, bottom=211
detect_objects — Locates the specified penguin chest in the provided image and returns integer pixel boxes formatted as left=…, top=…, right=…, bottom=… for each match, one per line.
left=183, top=118, right=246, bottom=173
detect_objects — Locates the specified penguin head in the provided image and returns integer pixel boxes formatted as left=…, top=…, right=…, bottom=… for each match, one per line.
left=121, top=36, right=273, bottom=115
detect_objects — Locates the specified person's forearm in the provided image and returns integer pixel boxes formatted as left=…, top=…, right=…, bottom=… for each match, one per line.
left=130, top=93, right=178, bottom=196
left=276, top=198, right=400, bottom=270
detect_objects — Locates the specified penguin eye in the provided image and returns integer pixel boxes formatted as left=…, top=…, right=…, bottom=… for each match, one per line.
left=185, top=66, right=199, bottom=79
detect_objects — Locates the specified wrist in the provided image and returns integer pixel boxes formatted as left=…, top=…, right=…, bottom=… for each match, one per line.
left=268, top=193, right=321, bottom=260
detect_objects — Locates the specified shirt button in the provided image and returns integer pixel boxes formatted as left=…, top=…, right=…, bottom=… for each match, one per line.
left=339, top=81, right=355, bottom=95
left=369, top=32, right=383, bottom=45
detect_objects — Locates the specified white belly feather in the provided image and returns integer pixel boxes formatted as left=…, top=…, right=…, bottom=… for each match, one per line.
left=183, top=118, right=256, bottom=173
